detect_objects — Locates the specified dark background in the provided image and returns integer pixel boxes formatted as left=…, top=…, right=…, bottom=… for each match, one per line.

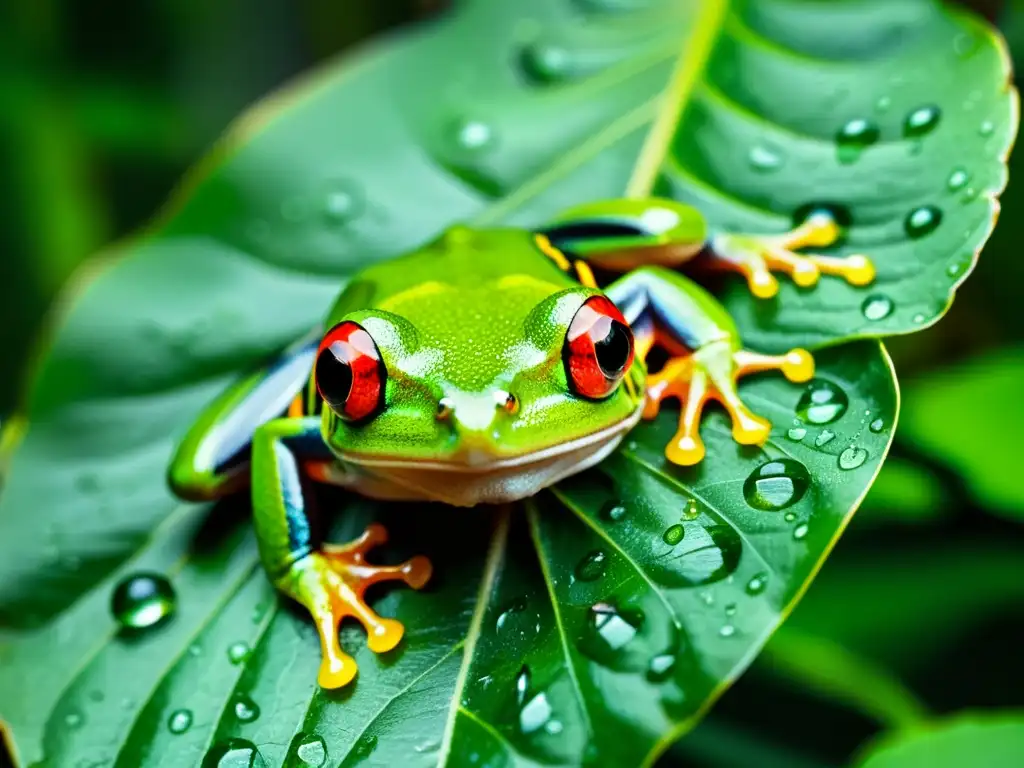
left=0, top=1, right=1020, bottom=766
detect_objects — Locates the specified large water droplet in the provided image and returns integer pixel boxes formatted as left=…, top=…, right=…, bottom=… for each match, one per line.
left=646, top=653, right=676, bottom=683
left=601, top=500, right=628, bottom=522
left=233, top=694, right=260, bottom=723
left=748, top=144, right=783, bottom=173
left=746, top=572, right=768, bottom=596
left=905, top=206, right=942, bottom=239
left=947, top=168, right=970, bottom=191
left=519, top=691, right=555, bottom=735
left=862, top=294, right=894, bottom=321
left=903, top=105, right=941, bottom=137
left=662, top=524, right=685, bottom=546
left=796, top=379, right=849, bottom=424
left=111, top=573, right=176, bottom=631
left=574, top=550, right=608, bottom=582
left=202, top=739, right=266, bottom=768
left=287, top=733, right=328, bottom=767
left=839, top=446, right=869, bottom=470
left=743, top=459, right=811, bottom=511
left=869, top=418, right=885, bottom=433
left=590, top=603, right=643, bottom=651
left=228, top=641, right=251, bottom=665
left=836, top=119, right=880, bottom=164
left=168, top=709, right=193, bottom=735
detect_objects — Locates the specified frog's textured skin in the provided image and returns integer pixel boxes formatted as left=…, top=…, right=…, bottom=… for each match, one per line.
left=168, top=197, right=873, bottom=688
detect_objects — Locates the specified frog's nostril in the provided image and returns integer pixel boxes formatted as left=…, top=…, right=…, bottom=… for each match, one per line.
left=494, top=390, right=519, bottom=415
left=436, top=397, right=455, bottom=422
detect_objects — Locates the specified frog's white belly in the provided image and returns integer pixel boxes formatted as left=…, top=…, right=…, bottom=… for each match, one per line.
left=325, top=409, right=641, bottom=507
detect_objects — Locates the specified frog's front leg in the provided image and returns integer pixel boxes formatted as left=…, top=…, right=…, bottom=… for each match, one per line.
left=253, top=416, right=431, bottom=688
left=607, top=267, right=813, bottom=465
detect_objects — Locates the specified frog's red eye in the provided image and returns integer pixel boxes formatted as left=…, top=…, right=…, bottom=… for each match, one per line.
left=316, top=322, right=386, bottom=422
left=563, top=295, right=634, bottom=400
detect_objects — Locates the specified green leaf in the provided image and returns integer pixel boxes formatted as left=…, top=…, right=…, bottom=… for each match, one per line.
left=898, top=346, right=1024, bottom=519
left=853, top=712, right=1024, bottom=768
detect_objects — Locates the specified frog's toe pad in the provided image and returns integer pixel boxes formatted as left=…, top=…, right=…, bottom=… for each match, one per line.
left=318, top=650, right=358, bottom=689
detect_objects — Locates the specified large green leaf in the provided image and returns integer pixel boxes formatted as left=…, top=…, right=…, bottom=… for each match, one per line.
left=0, top=0, right=1008, bottom=764
left=853, top=712, right=1024, bottom=768
left=0, top=342, right=896, bottom=767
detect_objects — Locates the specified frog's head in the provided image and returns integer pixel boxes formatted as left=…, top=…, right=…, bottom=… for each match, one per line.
left=313, top=232, right=645, bottom=506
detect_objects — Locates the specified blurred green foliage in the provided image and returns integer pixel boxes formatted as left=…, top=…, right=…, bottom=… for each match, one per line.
left=0, top=1, right=1021, bottom=766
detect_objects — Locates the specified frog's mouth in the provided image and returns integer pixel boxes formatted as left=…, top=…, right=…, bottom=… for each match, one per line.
left=334, top=402, right=643, bottom=507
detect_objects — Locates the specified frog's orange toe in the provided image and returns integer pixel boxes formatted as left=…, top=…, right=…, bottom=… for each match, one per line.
left=318, top=652, right=358, bottom=689
left=367, top=618, right=405, bottom=653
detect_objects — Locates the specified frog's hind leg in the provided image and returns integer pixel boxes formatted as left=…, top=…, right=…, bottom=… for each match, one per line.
left=252, top=417, right=432, bottom=689
left=707, top=212, right=875, bottom=299
left=607, top=267, right=814, bottom=466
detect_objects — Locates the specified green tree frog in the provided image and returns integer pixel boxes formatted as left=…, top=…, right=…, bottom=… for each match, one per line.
left=169, top=197, right=874, bottom=688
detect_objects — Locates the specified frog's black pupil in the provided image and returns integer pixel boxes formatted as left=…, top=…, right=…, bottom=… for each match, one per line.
left=594, top=320, right=631, bottom=377
left=316, top=347, right=352, bottom=409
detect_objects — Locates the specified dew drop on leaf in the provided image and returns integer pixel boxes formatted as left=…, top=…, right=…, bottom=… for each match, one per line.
left=786, top=426, right=807, bottom=442
left=947, top=168, right=970, bottom=191
left=646, top=653, right=676, bottom=682
left=495, top=598, right=541, bottom=640
left=748, top=144, right=783, bottom=172
left=518, top=42, right=573, bottom=84
left=578, top=602, right=645, bottom=665
left=796, top=379, right=849, bottom=425
left=869, top=418, right=885, bottom=433
left=323, top=181, right=363, bottom=223
left=287, top=733, right=328, bottom=767
left=862, top=294, right=894, bottom=322
left=839, top=446, right=869, bottom=470
left=574, top=550, right=609, bottom=582
left=350, top=734, right=378, bottom=762
left=516, top=665, right=532, bottom=705
left=724, top=603, right=737, bottom=617
left=905, top=206, right=942, bottom=238
left=202, top=738, right=266, bottom=768
left=979, top=119, right=995, bottom=136
left=111, top=572, right=176, bottom=631
left=519, top=691, right=556, bottom=735
left=63, top=711, right=83, bottom=729
left=743, top=459, right=811, bottom=511
left=168, top=709, right=193, bottom=735
left=681, top=498, right=699, bottom=520
left=662, top=524, right=684, bottom=546
left=718, top=624, right=737, bottom=638
left=600, top=500, right=628, bottom=522
left=227, top=641, right=251, bottom=665
left=232, top=694, right=260, bottom=723
left=793, top=523, right=810, bottom=541
left=815, top=429, right=836, bottom=447
left=784, top=512, right=797, bottom=523
left=902, top=105, right=941, bottom=137
left=745, top=572, right=768, bottom=596
left=454, top=119, right=495, bottom=152
left=836, top=118, right=880, bottom=163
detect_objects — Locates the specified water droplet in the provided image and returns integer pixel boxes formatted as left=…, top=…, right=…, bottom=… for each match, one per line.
left=796, top=379, right=849, bottom=424
left=589, top=603, right=642, bottom=651
left=168, top=709, right=193, bottom=735
left=862, top=294, right=894, bottom=322
left=836, top=118, right=880, bottom=164
left=202, top=738, right=265, bottom=768
left=947, top=168, right=970, bottom=191
left=350, top=734, right=378, bottom=763
left=748, top=144, right=783, bottom=173
left=515, top=666, right=531, bottom=705
left=64, top=711, right=84, bottom=729
left=454, top=119, right=495, bottom=152
left=701, top=591, right=714, bottom=606
left=682, top=498, right=700, bottom=520
left=869, top=418, right=885, bottom=433
left=188, top=644, right=202, bottom=657
left=322, top=181, right=363, bottom=223
left=792, top=203, right=852, bottom=235
left=646, top=653, right=676, bottom=682
left=913, top=313, right=926, bottom=324
left=962, top=187, right=978, bottom=203
left=414, top=738, right=441, bottom=754
left=793, top=523, right=810, bottom=541
left=903, top=105, right=940, bottom=137
left=519, top=691, right=554, bottom=734
left=545, top=720, right=564, bottom=735
left=815, top=429, right=836, bottom=447
left=288, top=733, right=327, bottom=767
left=979, top=120, right=995, bottom=137
left=875, top=95, right=892, bottom=113
left=744, top=459, right=811, bottom=511
left=601, top=500, right=628, bottom=522
left=839, top=446, right=869, bottom=470
left=574, top=550, right=608, bottom=582
left=784, top=512, right=797, bottom=523
left=111, top=572, right=176, bottom=631
left=495, top=598, right=541, bottom=640
left=228, top=642, right=251, bottom=665
left=232, top=694, right=260, bottom=723
left=662, top=524, right=685, bottom=546
left=724, top=603, right=737, bottom=617
left=905, top=206, right=942, bottom=239
left=746, top=572, right=768, bottom=595
left=719, top=624, right=737, bottom=638
left=786, top=426, right=807, bottom=442
left=519, top=42, right=573, bottom=85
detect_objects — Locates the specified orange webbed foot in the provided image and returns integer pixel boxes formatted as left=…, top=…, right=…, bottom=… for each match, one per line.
left=643, top=341, right=814, bottom=466
left=285, top=524, right=432, bottom=689
left=708, top=212, right=875, bottom=299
